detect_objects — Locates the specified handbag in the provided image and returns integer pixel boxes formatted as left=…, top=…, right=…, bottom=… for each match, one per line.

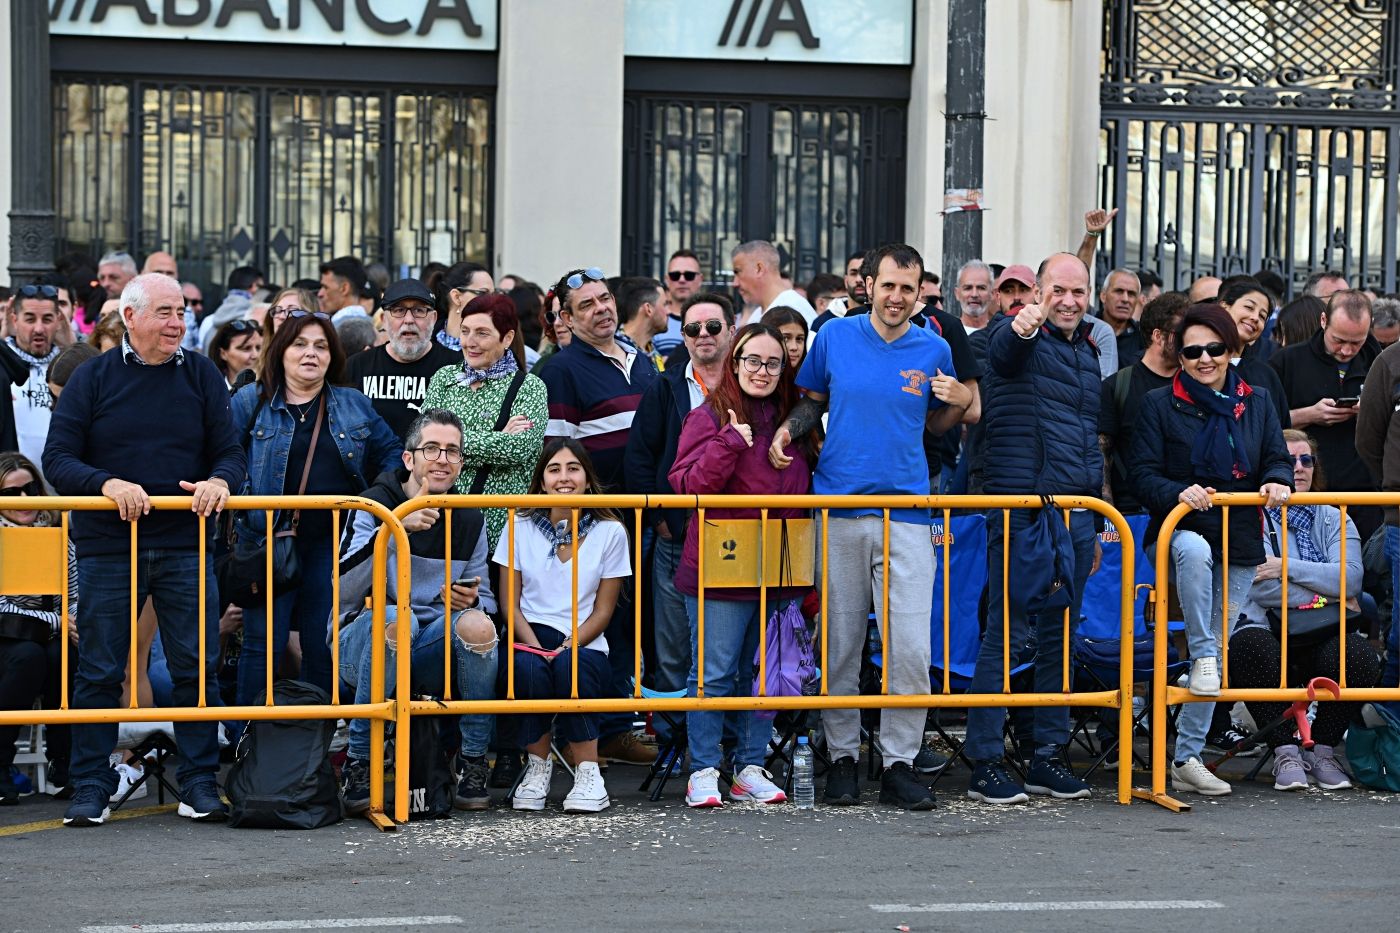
left=1010, top=498, right=1077, bottom=616
left=1261, top=510, right=1361, bottom=647
left=215, top=394, right=326, bottom=608
left=463, top=369, right=527, bottom=496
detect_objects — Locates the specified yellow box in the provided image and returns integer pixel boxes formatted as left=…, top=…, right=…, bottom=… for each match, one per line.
left=701, top=518, right=814, bottom=588
left=0, top=526, right=67, bottom=596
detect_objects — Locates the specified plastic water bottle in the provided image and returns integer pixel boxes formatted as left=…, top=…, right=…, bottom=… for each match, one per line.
left=793, top=736, right=815, bottom=809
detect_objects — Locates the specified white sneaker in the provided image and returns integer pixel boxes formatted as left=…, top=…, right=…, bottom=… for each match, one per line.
left=686, top=767, right=724, bottom=808
left=730, top=765, right=787, bottom=804
left=111, top=757, right=148, bottom=802
left=562, top=761, right=610, bottom=813
left=511, top=753, right=553, bottom=811
left=1170, top=756, right=1231, bottom=796
left=1188, top=657, right=1221, bottom=696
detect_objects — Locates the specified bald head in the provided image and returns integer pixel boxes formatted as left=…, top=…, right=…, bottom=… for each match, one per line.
left=1188, top=276, right=1221, bottom=304
left=142, top=251, right=178, bottom=278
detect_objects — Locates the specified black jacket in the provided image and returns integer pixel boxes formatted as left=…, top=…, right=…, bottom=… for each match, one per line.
left=0, top=341, right=28, bottom=454
left=623, top=364, right=695, bottom=539
left=1128, top=376, right=1293, bottom=565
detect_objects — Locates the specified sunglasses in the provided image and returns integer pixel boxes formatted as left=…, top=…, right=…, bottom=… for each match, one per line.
left=270, top=304, right=305, bottom=318
left=17, top=285, right=59, bottom=300
left=543, top=309, right=558, bottom=325
left=288, top=309, right=332, bottom=322
left=566, top=267, right=606, bottom=290
left=0, top=481, right=42, bottom=497
left=682, top=319, right=725, bottom=338
left=667, top=270, right=700, bottom=283
left=1292, top=453, right=1316, bottom=468
left=225, top=320, right=259, bottom=334
left=1180, top=342, right=1228, bottom=360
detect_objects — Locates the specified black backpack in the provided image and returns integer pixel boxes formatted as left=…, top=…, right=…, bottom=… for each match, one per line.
left=385, top=701, right=456, bottom=821
left=226, top=680, right=345, bottom=829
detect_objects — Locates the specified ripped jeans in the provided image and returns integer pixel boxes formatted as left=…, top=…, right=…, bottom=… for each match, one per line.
left=338, top=607, right=498, bottom=762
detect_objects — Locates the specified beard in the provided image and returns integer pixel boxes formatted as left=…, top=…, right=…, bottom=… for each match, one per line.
left=390, top=332, right=430, bottom=360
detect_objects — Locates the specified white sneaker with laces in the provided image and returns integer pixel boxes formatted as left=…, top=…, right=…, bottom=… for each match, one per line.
left=511, top=753, right=553, bottom=811
left=1170, top=756, right=1231, bottom=796
left=1188, top=657, right=1221, bottom=696
left=729, top=765, right=787, bottom=804
left=562, top=761, right=610, bottom=813
left=109, top=754, right=147, bottom=802
left=686, top=767, right=724, bottom=808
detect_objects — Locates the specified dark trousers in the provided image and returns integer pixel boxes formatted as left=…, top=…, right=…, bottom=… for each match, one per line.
left=0, top=637, right=46, bottom=770
left=501, top=627, right=612, bottom=747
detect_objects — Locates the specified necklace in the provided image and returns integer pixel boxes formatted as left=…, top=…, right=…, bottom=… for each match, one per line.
left=287, top=392, right=320, bottom=423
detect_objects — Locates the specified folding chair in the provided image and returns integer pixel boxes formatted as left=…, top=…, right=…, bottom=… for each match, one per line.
left=111, top=725, right=181, bottom=809
left=637, top=685, right=686, bottom=800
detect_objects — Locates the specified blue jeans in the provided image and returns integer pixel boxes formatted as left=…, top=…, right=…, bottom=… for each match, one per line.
left=1170, top=529, right=1255, bottom=763
left=965, top=508, right=1097, bottom=763
left=338, top=608, right=498, bottom=761
left=650, top=535, right=689, bottom=741
left=237, top=532, right=336, bottom=704
left=683, top=595, right=784, bottom=772
left=1384, top=527, right=1400, bottom=714
left=70, top=550, right=221, bottom=794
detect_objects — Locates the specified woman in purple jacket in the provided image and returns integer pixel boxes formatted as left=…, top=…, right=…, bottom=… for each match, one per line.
left=669, top=323, right=812, bottom=809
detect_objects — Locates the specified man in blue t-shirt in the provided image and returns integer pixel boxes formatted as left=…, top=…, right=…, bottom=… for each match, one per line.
left=769, top=243, right=970, bottom=810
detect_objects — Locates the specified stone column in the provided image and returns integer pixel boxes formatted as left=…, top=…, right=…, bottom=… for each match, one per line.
left=8, top=0, right=55, bottom=282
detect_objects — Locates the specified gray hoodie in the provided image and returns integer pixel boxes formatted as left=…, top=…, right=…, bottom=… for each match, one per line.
left=198, top=290, right=254, bottom=354
left=1239, top=504, right=1362, bottom=628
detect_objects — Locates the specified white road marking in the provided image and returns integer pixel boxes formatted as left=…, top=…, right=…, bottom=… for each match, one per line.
left=870, top=900, right=1223, bottom=913
left=81, top=918, right=465, bottom=933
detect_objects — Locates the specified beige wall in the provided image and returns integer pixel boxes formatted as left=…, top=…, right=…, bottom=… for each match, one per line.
left=0, top=0, right=12, bottom=280
left=494, top=0, right=625, bottom=285
left=905, top=0, right=948, bottom=266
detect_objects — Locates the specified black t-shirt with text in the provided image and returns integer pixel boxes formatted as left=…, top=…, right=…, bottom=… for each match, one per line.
left=343, top=342, right=460, bottom=441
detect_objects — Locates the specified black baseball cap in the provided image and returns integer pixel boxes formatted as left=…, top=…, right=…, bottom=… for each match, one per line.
left=379, top=278, right=434, bottom=309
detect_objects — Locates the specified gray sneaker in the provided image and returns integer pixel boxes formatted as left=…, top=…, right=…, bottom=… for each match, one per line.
left=1303, top=744, right=1352, bottom=790
left=1271, top=744, right=1310, bottom=791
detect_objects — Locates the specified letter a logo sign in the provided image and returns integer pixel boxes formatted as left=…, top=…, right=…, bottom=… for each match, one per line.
left=718, top=0, right=820, bottom=49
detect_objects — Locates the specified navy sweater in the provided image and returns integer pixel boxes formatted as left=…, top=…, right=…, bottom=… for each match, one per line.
left=42, top=348, right=246, bottom=557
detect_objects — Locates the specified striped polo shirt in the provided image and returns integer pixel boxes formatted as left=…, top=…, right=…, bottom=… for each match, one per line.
left=539, top=337, right=657, bottom=491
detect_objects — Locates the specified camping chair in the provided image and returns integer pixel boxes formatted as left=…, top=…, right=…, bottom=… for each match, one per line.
left=637, top=685, right=686, bottom=800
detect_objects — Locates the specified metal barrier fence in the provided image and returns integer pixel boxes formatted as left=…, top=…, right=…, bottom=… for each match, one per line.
left=1138, top=492, right=1400, bottom=812
left=0, top=496, right=410, bottom=831
left=393, top=494, right=1141, bottom=814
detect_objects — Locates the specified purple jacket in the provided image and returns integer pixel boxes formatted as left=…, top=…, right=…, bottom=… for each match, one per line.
left=668, top=397, right=812, bottom=600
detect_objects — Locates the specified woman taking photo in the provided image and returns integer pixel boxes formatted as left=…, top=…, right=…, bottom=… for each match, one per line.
left=422, top=293, right=547, bottom=555
left=1128, top=303, right=1293, bottom=797
left=492, top=439, right=630, bottom=813
left=668, top=323, right=811, bottom=809
left=229, top=311, right=401, bottom=704
left=1233, top=429, right=1383, bottom=791
left=208, top=319, right=263, bottom=390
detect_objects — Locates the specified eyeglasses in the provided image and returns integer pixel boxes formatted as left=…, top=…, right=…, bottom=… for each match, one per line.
left=543, top=309, right=558, bottom=325
left=1291, top=453, right=1316, bottom=468
left=225, top=320, right=259, bottom=334
left=288, top=309, right=332, bottom=322
left=385, top=304, right=434, bottom=320
left=1180, top=342, right=1228, bottom=360
left=459, top=287, right=491, bottom=299
left=566, top=267, right=606, bottom=290
left=270, top=304, right=305, bottom=319
left=682, top=319, right=725, bottom=339
left=0, top=481, right=42, bottom=497
left=667, top=270, right=700, bottom=283
left=16, top=285, right=59, bottom=300
left=411, top=444, right=464, bottom=464
left=738, top=355, right=783, bottom=376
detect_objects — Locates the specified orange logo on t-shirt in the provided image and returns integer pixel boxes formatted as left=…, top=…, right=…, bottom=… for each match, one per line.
left=900, top=369, right=928, bottom=396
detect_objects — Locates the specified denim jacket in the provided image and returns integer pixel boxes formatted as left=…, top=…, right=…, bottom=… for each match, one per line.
left=228, top=382, right=403, bottom=537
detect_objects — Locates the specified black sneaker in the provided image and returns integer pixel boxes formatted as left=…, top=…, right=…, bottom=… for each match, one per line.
left=454, top=755, right=491, bottom=811
left=489, top=751, right=523, bottom=789
left=1024, top=753, right=1092, bottom=800
left=967, top=760, right=1029, bottom=805
left=879, top=761, right=936, bottom=810
left=1204, top=723, right=1262, bottom=758
left=342, top=757, right=371, bottom=815
left=177, top=778, right=229, bottom=822
left=822, top=755, right=860, bottom=805
left=913, top=742, right=949, bottom=775
left=62, top=784, right=111, bottom=827
left=0, top=774, right=19, bottom=806
left=45, top=759, right=73, bottom=798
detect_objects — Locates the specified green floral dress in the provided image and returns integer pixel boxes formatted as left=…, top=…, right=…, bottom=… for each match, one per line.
left=422, top=363, right=548, bottom=551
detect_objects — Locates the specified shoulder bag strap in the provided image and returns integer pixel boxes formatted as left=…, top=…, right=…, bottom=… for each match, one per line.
left=284, top=393, right=327, bottom=535
left=466, top=370, right=529, bottom=496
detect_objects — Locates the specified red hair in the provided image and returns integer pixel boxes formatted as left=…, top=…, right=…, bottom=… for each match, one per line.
left=461, top=293, right=526, bottom=370
left=704, top=323, right=801, bottom=437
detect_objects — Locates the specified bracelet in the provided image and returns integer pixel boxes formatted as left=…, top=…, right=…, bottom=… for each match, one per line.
left=1086, top=230, right=1102, bottom=238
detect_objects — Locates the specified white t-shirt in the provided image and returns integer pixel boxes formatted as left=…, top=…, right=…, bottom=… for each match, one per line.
left=741, top=288, right=818, bottom=327
left=491, top=516, right=632, bottom=654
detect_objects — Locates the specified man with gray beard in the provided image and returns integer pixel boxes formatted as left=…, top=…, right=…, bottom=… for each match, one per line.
left=344, top=278, right=461, bottom=438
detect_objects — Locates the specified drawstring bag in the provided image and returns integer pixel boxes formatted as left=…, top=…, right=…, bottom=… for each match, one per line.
left=751, top=600, right=817, bottom=720
left=1345, top=702, right=1400, bottom=792
left=1010, top=499, right=1077, bottom=617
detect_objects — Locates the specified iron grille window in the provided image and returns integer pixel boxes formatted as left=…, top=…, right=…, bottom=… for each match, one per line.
left=53, top=77, right=493, bottom=291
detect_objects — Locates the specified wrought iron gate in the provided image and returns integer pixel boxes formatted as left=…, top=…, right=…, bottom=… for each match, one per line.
left=1098, top=0, right=1400, bottom=295
left=622, top=93, right=906, bottom=286
left=53, top=77, right=492, bottom=290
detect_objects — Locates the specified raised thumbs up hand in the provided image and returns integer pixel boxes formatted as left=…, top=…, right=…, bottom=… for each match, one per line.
left=726, top=408, right=754, bottom=447
left=1012, top=303, right=1047, bottom=337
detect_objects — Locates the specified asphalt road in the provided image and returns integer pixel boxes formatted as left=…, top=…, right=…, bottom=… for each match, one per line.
left=4, top=753, right=1399, bottom=933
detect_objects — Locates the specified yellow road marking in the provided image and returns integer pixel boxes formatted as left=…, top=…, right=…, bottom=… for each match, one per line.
left=0, top=802, right=177, bottom=837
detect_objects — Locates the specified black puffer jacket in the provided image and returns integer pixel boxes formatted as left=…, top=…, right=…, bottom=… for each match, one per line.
left=981, top=312, right=1103, bottom=495
left=1128, top=374, right=1293, bottom=566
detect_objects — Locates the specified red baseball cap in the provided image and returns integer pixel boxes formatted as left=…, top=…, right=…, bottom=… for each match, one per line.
left=994, top=264, right=1035, bottom=290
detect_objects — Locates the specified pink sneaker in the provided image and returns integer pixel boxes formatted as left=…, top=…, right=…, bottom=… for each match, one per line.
left=730, top=765, right=787, bottom=804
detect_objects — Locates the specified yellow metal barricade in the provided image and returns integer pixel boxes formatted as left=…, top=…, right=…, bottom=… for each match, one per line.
left=0, top=495, right=411, bottom=831
left=1139, top=492, right=1400, bottom=811
left=395, top=493, right=1142, bottom=807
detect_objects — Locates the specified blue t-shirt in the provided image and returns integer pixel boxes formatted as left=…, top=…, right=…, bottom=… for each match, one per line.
left=797, top=314, right=956, bottom=524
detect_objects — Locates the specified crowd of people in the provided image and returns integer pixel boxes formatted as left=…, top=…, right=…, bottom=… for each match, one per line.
left=1, top=207, right=1399, bottom=828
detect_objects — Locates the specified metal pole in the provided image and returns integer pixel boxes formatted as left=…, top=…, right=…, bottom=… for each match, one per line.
left=942, top=0, right=985, bottom=290
left=8, top=0, right=55, bottom=281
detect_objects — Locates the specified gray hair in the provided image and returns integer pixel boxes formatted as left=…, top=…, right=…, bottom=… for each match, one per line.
left=732, top=240, right=780, bottom=268
left=956, top=259, right=993, bottom=286
left=1102, top=267, right=1141, bottom=291
left=405, top=407, right=464, bottom=452
left=98, top=251, right=138, bottom=276
left=334, top=315, right=378, bottom=354
left=1371, top=296, right=1400, bottom=331
left=120, top=272, right=180, bottom=317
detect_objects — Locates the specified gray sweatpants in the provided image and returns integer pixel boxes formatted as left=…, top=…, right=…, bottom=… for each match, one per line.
left=818, top=515, right=933, bottom=767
